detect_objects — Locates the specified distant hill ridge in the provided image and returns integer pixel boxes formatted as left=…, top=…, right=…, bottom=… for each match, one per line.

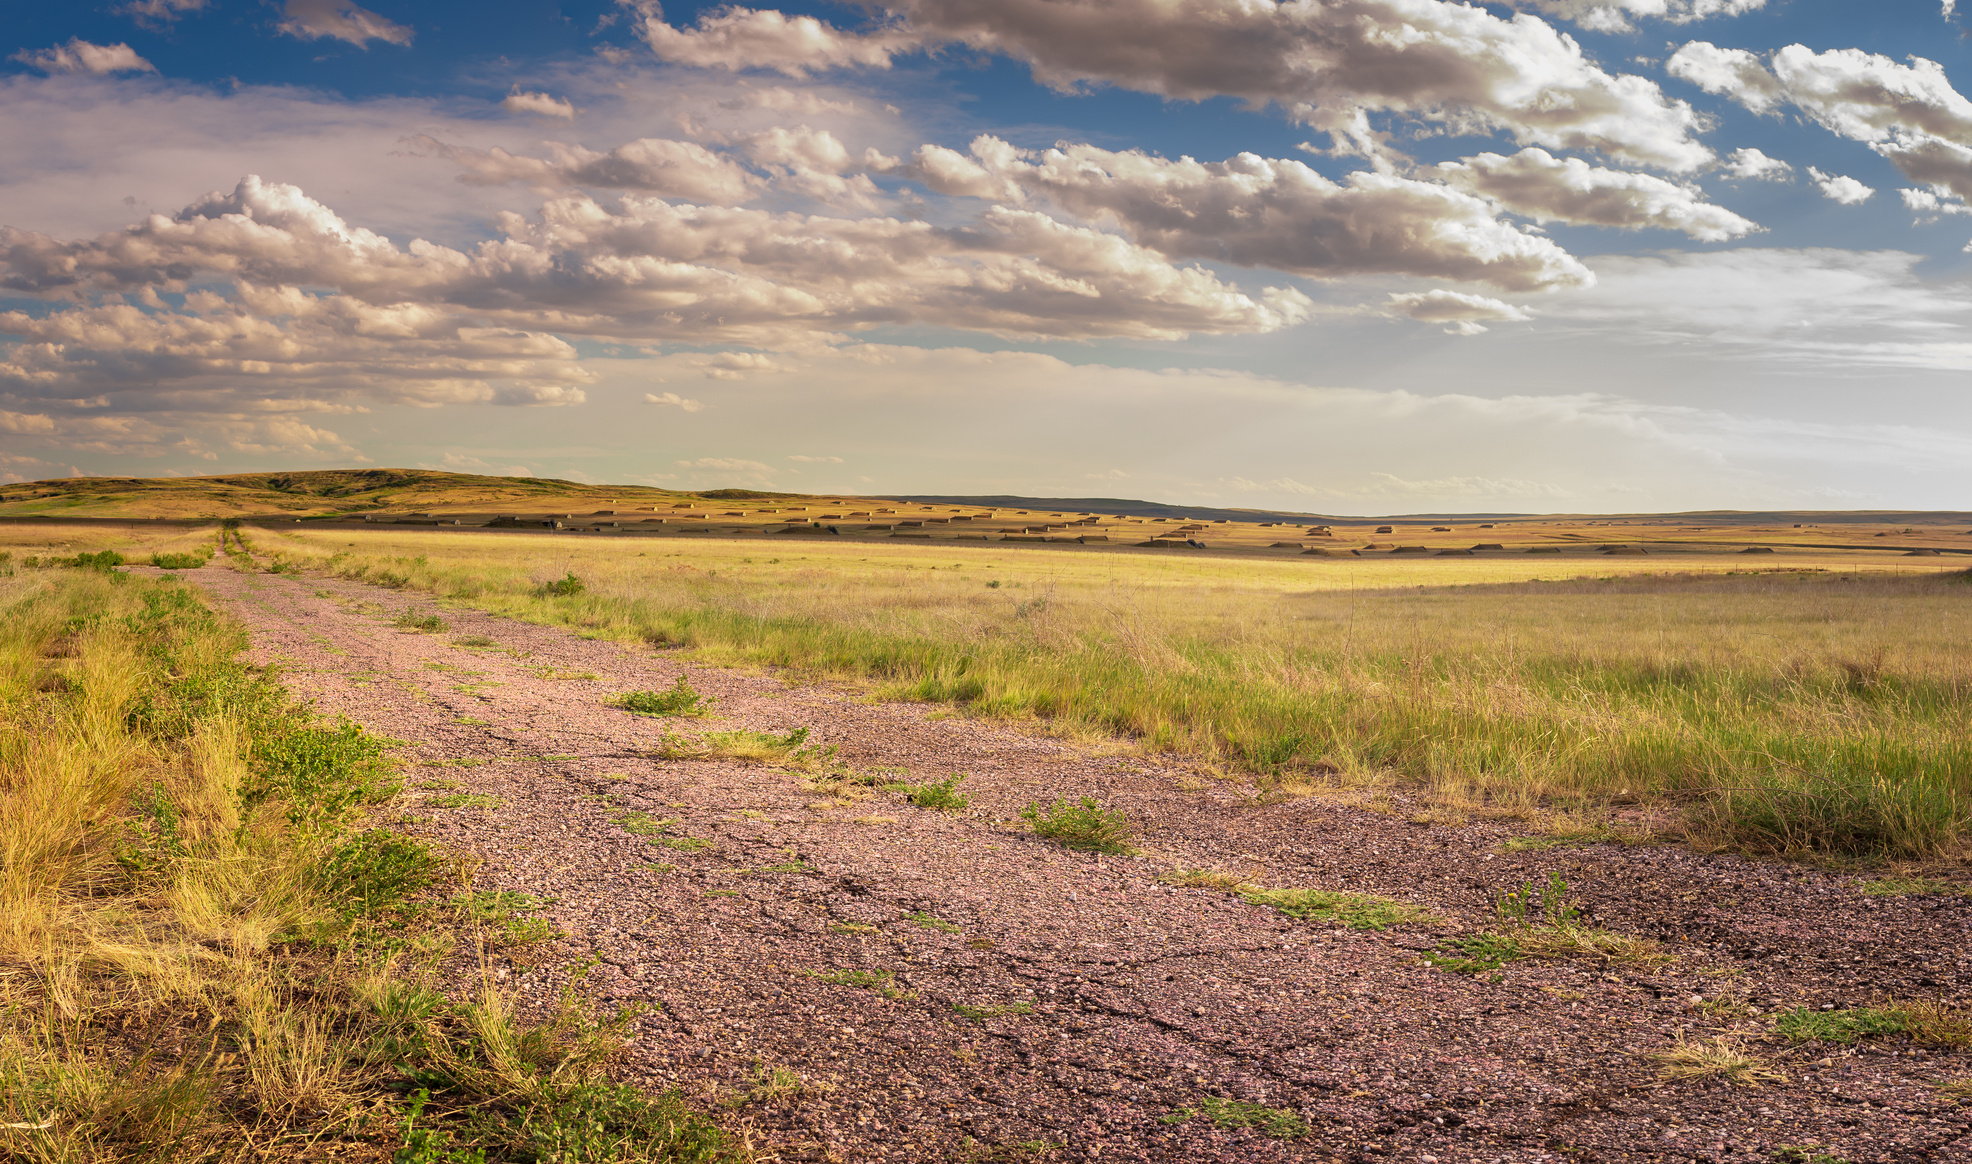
left=0, top=470, right=1965, bottom=524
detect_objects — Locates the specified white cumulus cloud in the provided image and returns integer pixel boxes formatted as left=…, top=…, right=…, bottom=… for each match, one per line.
left=1434, top=147, right=1759, bottom=241
left=12, top=40, right=156, bottom=75
left=644, top=391, right=706, bottom=411
left=277, top=0, right=413, bottom=47
left=1384, top=289, right=1534, bottom=336
left=502, top=90, right=576, bottom=119
left=907, top=138, right=1593, bottom=291
left=1807, top=167, right=1874, bottom=204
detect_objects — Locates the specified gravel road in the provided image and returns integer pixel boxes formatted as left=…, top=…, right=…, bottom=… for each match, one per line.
left=185, top=565, right=1972, bottom=1164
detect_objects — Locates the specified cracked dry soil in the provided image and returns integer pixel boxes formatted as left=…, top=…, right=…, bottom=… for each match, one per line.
left=185, top=565, right=1972, bottom=1164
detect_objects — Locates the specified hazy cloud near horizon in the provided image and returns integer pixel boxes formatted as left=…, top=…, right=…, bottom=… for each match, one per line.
left=1, top=0, right=1970, bottom=510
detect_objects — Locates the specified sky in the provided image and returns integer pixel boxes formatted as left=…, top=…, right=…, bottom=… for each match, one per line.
left=2, top=0, right=1971, bottom=514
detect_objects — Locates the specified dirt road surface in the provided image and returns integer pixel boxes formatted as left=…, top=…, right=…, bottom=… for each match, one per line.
left=185, top=565, right=1972, bottom=1164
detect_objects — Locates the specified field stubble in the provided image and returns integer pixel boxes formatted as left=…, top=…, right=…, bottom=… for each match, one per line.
left=259, top=527, right=1972, bottom=861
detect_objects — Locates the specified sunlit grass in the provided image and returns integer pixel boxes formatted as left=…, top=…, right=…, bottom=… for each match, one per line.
left=230, top=528, right=1972, bottom=857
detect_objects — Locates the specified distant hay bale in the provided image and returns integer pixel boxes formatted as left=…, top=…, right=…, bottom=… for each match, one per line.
left=1472, top=543, right=1504, bottom=550
left=1905, top=549, right=1942, bottom=556
left=1431, top=526, right=1452, bottom=532
left=1600, top=546, right=1648, bottom=555
left=891, top=532, right=932, bottom=539
left=1738, top=546, right=1776, bottom=554
left=1077, top=535, right=1109, bottom=543
left=1002, top=535, right=1046, bottom=542
left=1435, top=549, right=1474, bottom=556
left=1301, top=548, right=1334, bottom=557
left=1525, top=546, right=1561, bottom=554
left=1479, top=523, right=1495, bottom=529
left=1269, top=542, right=1303, bottom=549
left=1389, top=546, right=1428, bottom=554
left=1375, top=525, right=1394, bottom=534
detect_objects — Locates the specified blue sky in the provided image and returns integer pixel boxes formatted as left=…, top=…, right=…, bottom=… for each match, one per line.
left=2, top=0, right=1970, bottom=512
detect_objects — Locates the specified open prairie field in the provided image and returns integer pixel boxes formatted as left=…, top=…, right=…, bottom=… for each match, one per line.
left=4, top=514, right=1970, bottom=1163
left=244, top=521, right=1972, bottom=860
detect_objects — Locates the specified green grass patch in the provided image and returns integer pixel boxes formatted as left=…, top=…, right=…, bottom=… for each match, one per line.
left=392, top=611, right=447, bottom=633
left=1160, top=1096, right=1309, bottom=1139
left=614, top=676, right=716, bottom=717
left=1019, top=797, right=1134, bottom=854
left=1239, top=886, right=1439, bottom=930
left=902, top=773, right=970, bottom=811
left=427, top=793, right=500, bottom=810
left=802, top=968, right=911, bottom=1000
left=1774, top=1007, right=1911, bottom=1043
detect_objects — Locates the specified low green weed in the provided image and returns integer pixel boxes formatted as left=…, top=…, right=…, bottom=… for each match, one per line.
left=1160, top=1097, right=1309, bottom=1139
left=393, top=612, right=447, bottom=633
left=534, top=572, right=586, bottom=597
left=614, top=676, right=716, bottom=717
left=803, top=968, right=911, bottom=1000
left=1239, top=887, right=1439, bottom=930
left=902, top=773, right=970, bottom=811
left=1019, top=797, right=1134, bottom=854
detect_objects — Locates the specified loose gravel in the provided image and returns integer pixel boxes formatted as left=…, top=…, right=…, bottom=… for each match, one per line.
left=184, top=566, right=1972, bottom=1164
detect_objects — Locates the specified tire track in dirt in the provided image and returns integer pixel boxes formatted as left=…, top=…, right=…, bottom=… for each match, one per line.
left=185, top=565, right=1972, bottom=1164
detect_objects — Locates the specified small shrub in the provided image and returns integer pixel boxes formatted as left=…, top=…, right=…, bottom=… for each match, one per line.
left=534, top=572, right=586, bottom=597
left=1240, top=887, right=1438, bottom=930
left=69, top=549, right=125, bottom=571
left=393, top=612, right=447, bottom=633
left=1497, top=872, right=1581, bottom=926
left=613, top=676, right=716, bottom=717
left=1160, top=1097, right=1309, bottom=1139
left=1019, top=797, right=1134, bottom=854
left=149, top=551, right=210, bottom=570
left=902, top=773, right=970, bottom=811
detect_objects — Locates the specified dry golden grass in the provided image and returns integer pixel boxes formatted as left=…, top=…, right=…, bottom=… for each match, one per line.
left=254, top=525, right=1972, bottom=859
left=0, top=562, right=748, bottom=1163
left=1649, top=1036, right=1788, bottom=1086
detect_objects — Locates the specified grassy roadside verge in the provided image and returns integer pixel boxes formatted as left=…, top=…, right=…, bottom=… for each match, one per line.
left=0, top=566, right=748, bottom=1163
left=257, top=530, right=1972, bottom=863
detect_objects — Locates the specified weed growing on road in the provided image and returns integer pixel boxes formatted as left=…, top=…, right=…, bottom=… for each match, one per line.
left=1239, top=886, right=1440, bottom=930
left=902, top=772, right=970, bottom=811
left=615, top=675, right=717, bottom=717
left=1488, top=873, right=1672, bottom=967
left=803, top=968, right=912, bottom=1000
left=1649, top=1037, right=1787, bottom=1086
left=728, top=1063, right=831, bottom=1108
left=1939, top=1077, right=1972, bottom=1103
left=1771, top=1147, right=1850, bottom=1164
left=906, top=911, right=961, bottom=932
left=656, top=726, right=839, bottom=772
left=428, top=792, right=501, bottom=810
left=1020, top=796, right=1135, bottom=854
left=1160, top=1097, right=1310, bottom=1139
left=394, top=611, right=448, bottom=633
left=451, top=634, right=499, bottom=649
left=450, top=889, right=560, bottom=946
left=952, top=1001, right=1035, bottom=1021
left=1424, top=933, right=1526, bottom=975
left=1775, top=1002, right=1972, bottom=1046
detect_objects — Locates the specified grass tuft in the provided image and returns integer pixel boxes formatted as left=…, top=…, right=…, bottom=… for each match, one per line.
left=614, top=676, right=716, bottom=717
left=1648, top=1036, right=1786, bottom=1086
left=1239, top=886, right=1439, bottom=930
left=1160, top=1096, right=1309, bottom=1139
left=1019, top=797, right=1135, bottom=854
